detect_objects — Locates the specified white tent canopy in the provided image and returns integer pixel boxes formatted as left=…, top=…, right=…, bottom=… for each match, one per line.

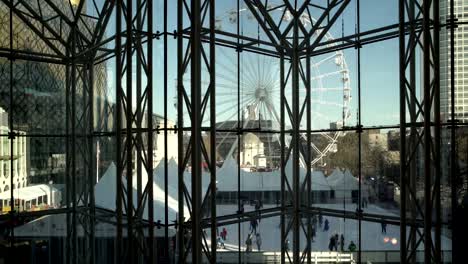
left=331, top=169, right=359, bottom=191
left=326, top=168, right=344, bottom=186
left=311, top=171, right=331, bottom=191
left=216, top=157, right=331, bottom=191
left=94, top=162, right=190, bottom=223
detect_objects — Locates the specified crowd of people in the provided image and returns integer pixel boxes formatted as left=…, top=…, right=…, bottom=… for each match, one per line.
left=216, top=227, right=228, bottom=249
left=215, top=202, right=392, bottom=253
left=216, top=200, right=265, bottom=251
left=245, top=200, right=263, bottom=252
left=327, top=233, right=356, bottom=252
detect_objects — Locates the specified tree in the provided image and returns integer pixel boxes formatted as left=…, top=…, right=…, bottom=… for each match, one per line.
left=322, top=131, right=387, bottom=178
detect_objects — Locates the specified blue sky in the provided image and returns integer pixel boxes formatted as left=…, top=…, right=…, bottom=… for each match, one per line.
left=99, top=0, right=402, bottom=128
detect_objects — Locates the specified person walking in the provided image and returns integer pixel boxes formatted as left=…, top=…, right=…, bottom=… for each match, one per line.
left=348, top=241, right=357, bottom=252
left=245, top=234, right=253, bottom=252
left=217, top=236, right=225, bottom=249
left=333, top=234, right=339, bottom=251
left=340, top=234, right=345, bottom=251
left=255, top=233, right=262, bottom=251
left=328, top=235, right=336, bottom=251
left=240, top=203, right=245, bottom=214
left=221, top=227, right=227, bottom=241
left=251, top=218, right=258, bottom=235
left=255, top=201, right=261, bottom=221
left=381, top=220, right=387, bottom=234
left=285, top=238, right=290, bottom=251
left=318, top=213, right=323, bottom=228
left=323, top=219, right=330, bottom=231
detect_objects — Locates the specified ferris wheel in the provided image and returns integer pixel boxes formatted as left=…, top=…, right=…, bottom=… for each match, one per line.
left=179, top=3, right=352, bottom=168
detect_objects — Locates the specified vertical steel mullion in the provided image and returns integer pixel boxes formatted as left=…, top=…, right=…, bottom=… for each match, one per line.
left=236, top=0, right=241, bottom=262
left=422, top=0, right=433, bottom=262
left=82, top=67, right=89, bottom=207
left=136, top=0, right=143, bottom=213
left=409, top=1, right=418, bottom=260
left=291, top=11, right=300, bottom=264
left=71, top=28, right=78, bottom=264
left=305, top=37, right=312, bottom=264
left=163, top=0, right=170, bottom=260
left=190, top=0, right=202, bottom=263
left=356, top=0, right=363, bottom=262
left=8, top=4, right=14, bottom=261
left=147, top=0, right=155, bottom=262
left=280, top=54, right=286, bottom=264
left=432, top=0, right=441, bottom=262
left=177, top=0, right=185, bottom=260
left=125, top=0, right=134, bottom=261
left=115, top=0, right=123, bottom=261
left=209, top=0, right=217, bottom=262
left=88, top=62, right=96, bottom=264
left=65, top=52, right=72, bottom=264
left=398, top=0, right=407, bottom=262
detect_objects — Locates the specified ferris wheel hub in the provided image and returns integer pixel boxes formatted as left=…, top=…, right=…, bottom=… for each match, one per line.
left=255, top=87, right=269, bottom=101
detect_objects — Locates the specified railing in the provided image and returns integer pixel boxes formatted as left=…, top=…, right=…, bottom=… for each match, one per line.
left=187, top=250, right=452, bottom=263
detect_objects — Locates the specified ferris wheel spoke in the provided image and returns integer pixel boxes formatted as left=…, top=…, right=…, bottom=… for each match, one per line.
left=217, top=59, right=254, bottom=87
left=268, top=83, right=286, bottom=94
left=216, top=91, right=241, bottom=96
left=310, top=99, right=343, bottom=107
left=310, top=87, right=343, bottom=92
left=217, top=96, right=257, bottom=120
left=265, top=102, right=276, bottom=122
left=211, top=107, right=244, bottom=130
left=262, top=71, right=280, bottom=90
left=241, top=73, right=258, bottom=92
left=217, top=72, right=249, bottom=87
left=310, top=54, right=337, bottom=68
left=215, top=124, right=239, bottom=153
left=319, top=131, right=337, bottom=143
left=242, top=56, right=263, bottom=89
left=311, top=70, right=347, bottom=80
left=194, top=96, right=256, bottom=127
left=310, top=111, right=335, bottom=124
left=264, top=100, right=281, bottom=126
left=216, top=98, right=238, bottom=108
left=247, top=54, right=271, bottom=87
left=244, top=90, right=256, bottom=96
left=310, top=141, right=324, bottom=156
left=260, top=102, right=266, bottom=119
left=260, top=55, right=270, bottom=87
left=205, top=81, right=238, bottom=91
left=218, top=47, right=239, bottom=69
left=240, top=54, right=257, bottom=84
left=218, top=96, right=255, bottom=113
left=187, top=79, right=239, bottom=92
left=217, top=60, right=244, bottom=79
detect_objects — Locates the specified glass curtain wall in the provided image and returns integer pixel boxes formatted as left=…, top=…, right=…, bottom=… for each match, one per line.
left=0, top=0, right=466, bottom=263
